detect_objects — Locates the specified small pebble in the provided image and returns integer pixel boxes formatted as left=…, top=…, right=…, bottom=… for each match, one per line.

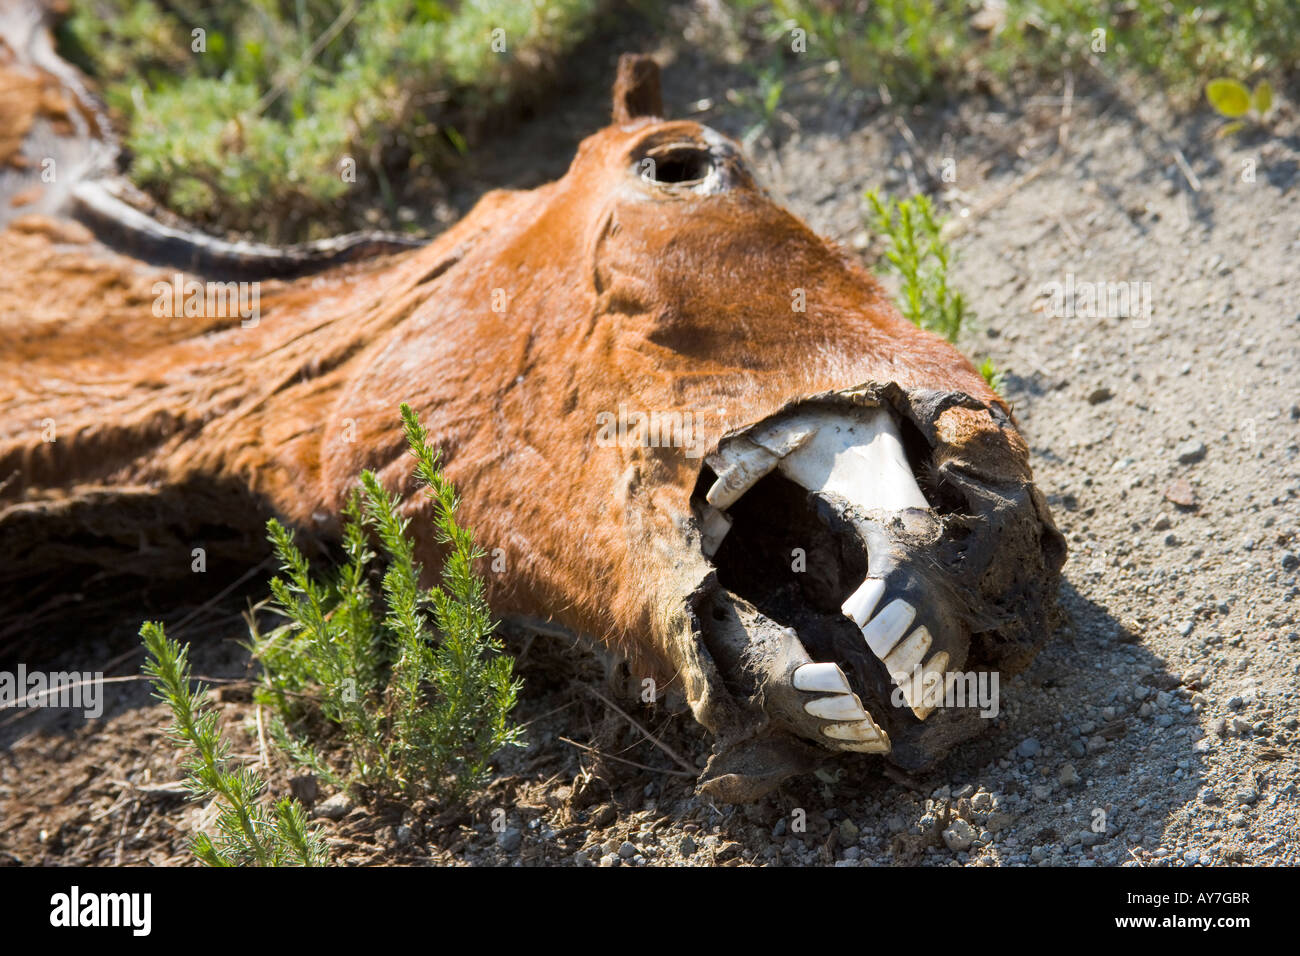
left=942, top=819, right=975, bottom=852
left=1080, top=829, right=1105, bottom=847
left=314, top=793, right=353, bottom=820
left=1176, top=439, right=1207, bottom=464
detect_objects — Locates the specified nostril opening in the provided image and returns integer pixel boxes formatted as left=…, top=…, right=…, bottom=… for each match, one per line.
left=642, top=145, right=712, bottom=185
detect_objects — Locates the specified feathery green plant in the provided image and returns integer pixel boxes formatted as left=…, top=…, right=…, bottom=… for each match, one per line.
left=140, top=621, right=330, bottom=866
left=866, top=189, right=1004, bottom=394
left=142, top=405, right=521, bottom=864
left=865, top=189, right=967, bottom=342
left=977, top=357, right=1006, bottom=393
left=249, top=403, right=523, bottom=800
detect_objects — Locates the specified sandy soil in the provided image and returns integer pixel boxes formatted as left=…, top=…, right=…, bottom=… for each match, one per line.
left=2, top=19, right=1298, bottom=867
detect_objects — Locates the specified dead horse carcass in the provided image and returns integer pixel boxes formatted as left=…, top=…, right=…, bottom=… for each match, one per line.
left=0, top=48, right=1066, bottom=801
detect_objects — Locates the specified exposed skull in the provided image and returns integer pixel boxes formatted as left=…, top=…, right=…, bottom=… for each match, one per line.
left=673, top=383, right=1065, bottom=801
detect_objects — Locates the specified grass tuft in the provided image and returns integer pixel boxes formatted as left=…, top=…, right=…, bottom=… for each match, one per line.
left=730, top=1, right=1299, bottom=104
left=58, top=0, right=600, bottom=239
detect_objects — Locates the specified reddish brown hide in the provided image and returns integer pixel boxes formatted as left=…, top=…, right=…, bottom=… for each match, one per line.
left=1, top=49, right=1064, bottom=798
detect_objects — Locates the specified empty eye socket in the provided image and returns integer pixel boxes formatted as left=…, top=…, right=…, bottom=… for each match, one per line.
left=640, top=144, right=712, bottom=185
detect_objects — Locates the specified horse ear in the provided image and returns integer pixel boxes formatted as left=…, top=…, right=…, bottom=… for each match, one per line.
left=611, top=53, right=663, bottom=123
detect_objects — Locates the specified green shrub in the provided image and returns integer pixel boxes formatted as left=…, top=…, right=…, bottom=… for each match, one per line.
left=865, top=190, right=966, bottom=342
left=728, top=1, right=1299, bottom=103
left=142, top=404, right=522, bottom=865
left=58, top=0, right=601, bottom=239
left=249, top=404, right=523, bottom=800
left=865, top=189, right=1004, bottom=393
left=141, top=621, right=331, bottom=866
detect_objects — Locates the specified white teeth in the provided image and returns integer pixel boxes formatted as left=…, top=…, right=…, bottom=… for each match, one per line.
left=794, top=664, right=892, bottom=752
left=824, top=718, right=890, bottom=752
left=884, top=626, right=932, bottom=680
left=748, top=421, right=817, bottom=458
left=841, top=578, right=886, bottom=627
left=702, top=406, right=949, bottom=739
left=803, top=693, right=868, bottom=721
left=704, top=438, right=780, bottom=509
left=792, top=662, right=852, bottom=694
left=773, top=406, right=930, bottom=513
left=861, top=598, right=916, bottom=658
left=905, top=651, right=950, bottom=720
left=699, top=506, right=732, bottom=557
left=822, top=720, right=876, bottom=741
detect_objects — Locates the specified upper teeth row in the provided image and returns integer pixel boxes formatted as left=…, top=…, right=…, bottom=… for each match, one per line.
left=705, top=406, right=929, bottom=515
left=841, top=579, right=946, bottom=720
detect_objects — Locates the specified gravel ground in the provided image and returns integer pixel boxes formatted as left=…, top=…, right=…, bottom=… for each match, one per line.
left=3, top=34, right=1298, bottom=867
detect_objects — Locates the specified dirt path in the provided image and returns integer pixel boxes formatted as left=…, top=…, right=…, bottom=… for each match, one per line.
left=3, top=47, right=1298, bottom=866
